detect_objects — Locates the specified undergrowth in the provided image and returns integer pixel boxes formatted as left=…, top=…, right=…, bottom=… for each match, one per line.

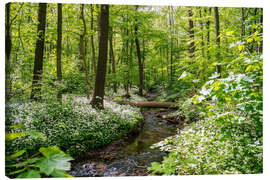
left=6, top=94, right=143, bottom=156
left=148, top=54, right=263, bottom=175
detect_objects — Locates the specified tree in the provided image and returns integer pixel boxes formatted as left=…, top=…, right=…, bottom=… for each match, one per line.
left=80, top=4, right=91, bottom=99
left=90, top=4, right=97, bottom=81
left=205, top=8, right=211, bottom=59
left=56, top=3, right=63, bottom=103
left=134, top=5, right=144, bottom=96
left=241, top=8, right=245, bottom=38
left=188, top=8, right=195, bottom=58
left=5, top=3, right=12, bottom=103
left=109, top=27, right=117, bottom=93
left=90, top=4, right=109, bottom=109
left=30, top=3, right=47, bottom=100
left=214, top=7, right=221, bottom=77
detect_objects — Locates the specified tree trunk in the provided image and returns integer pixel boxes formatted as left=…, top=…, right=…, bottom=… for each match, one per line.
left=199, top=8, right=205, bottom=57
left=241, top=8, right=245, bottom=38
left=109, top=26, right=117, bottom=93
left=134, top=6, right=144, bottom=96
left=117, top=100, right=177, bottom=109
left=214, top=7, right=221, bottom=77
left=188, top=8, right=195, bottom=58
left=90, top=4, right=109, bottom=109
left=205, top=8, right=211, bottom=60
left=80, top=4, right=91, bottom=99
left=56, top=3, right=63, bottom=103
left=90, top=4, right=97, bottom=81
left=30, top=3, right=47, bottom=100
left=169, top=6, right=174, bottom=81
left=258, top=8, right=263, bottom=54
left=5, top=3, right=12, bottom=103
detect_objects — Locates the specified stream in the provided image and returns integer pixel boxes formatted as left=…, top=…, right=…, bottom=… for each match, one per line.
left=68, top=91, right=180, bottom=177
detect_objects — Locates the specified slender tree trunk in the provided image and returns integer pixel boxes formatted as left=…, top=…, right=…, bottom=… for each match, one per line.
left=188, top=8, right=195, bottom=59
left=258, top=8, right=263, bottom=54
left=199, top=8, right=205, bottom=57
left=30, top=3, right=47, bottom=100
left=56, top=3, right=63, bottom=103
left=109, top=27, right=117, bottom=93
left=241, top=8, right=245, bottom=38
left=134, top=5, right=143, bottom=96
left=90, top=4, right=109, bottom=109
left=214, top=7, right=221, bottom=77
left=5, top=3, right=12, bottom=103
left=205, top=8, right=211, bottom=60
left=90, top=4, right=96, bottom=81
left=142, top=38, right=146, bottom=89
left=169, top=6, right=174, bottom=81
left=80, top=4, right=91, bottom=99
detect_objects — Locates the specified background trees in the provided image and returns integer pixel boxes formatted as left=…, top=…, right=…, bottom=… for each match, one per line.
left=5, top=3, right=262, bottom=105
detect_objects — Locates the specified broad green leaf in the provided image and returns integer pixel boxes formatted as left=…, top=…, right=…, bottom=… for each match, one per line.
left=5, top=132, right=25, bottom=141
left=36, top=147, right=73, bottom=176
left=6, top=150, right=26, bottom=160
left=17, top=170, right=41, bottom=178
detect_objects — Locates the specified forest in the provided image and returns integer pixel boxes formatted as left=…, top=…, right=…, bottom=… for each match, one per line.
left=5, top=2, right=263, bottom=178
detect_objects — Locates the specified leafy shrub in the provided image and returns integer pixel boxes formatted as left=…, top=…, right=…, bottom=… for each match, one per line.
left=5, top=127, right=73, bottom=178
left=148, top=54, right=263, bottom=175
left=6, top=95, right=143, bottom=156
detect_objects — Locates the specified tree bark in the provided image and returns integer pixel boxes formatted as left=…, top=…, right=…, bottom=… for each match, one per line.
left=205, top=8, right=211, bottom=60
left=30, top=3, right=47, bottom=100
left=109, top=26, right=117, bottom=93
left=199, top=8, right=205, bottom=57
left=258, top=8, right=263, bottom=54
left=117, top=100, right=177, bottom=109
left=241, top=8, right=245, bottom=38
left=56, top=3, right=63, bottom=103
left=134, top=5, right=144, bottom=96
left=80, top=4, right=91, bottom=99
left=188, top=8, right=195, bottom=58
left=5, top=3, right=12, bottom=103
left=90, top=4, right=97, bottom=81
left=90, top=4, right=109, bottom=109
left=169, top=6, right=174, bottom=81
left=214, top=7, right=221, bottom=77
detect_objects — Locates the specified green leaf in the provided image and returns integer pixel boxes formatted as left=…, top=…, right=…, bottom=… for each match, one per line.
left=5, top=132, right=25, bottom=141
left=7, top=157, right=41, bottom=168
left=17, top=170, right=41, bottom=178
left=51, top=169, right=73, bottom=178
left=10, top=124, right=25, bottom=129
left=6, top=150, right=26, bottom=161
left=36, top=147, right=73, bottom=176
left=25, top=130, right=47, bottom=141
left=8, top=168, right=27, bottom=175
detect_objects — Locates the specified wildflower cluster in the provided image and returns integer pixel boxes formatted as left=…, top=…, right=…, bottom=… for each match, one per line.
left=148, top=54, right=263, bottom=175
left=6, top=95, right=143, bottom=156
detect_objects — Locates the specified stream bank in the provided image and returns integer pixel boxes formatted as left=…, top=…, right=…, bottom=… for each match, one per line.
left=68, top=91, right=181, bottom=177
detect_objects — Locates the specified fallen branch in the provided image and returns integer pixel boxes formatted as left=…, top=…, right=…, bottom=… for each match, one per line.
left=117, top=100, right=177, bottom=109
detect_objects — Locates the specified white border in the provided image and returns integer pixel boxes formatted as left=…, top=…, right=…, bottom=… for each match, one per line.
left=1, top=0, right=269, bottom=180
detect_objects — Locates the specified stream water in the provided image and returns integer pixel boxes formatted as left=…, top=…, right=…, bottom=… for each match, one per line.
left=68, top=91, right=180, bottom=177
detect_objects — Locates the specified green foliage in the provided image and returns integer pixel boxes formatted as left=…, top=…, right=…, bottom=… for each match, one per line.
left=6, top=94, right=143, bottom=156
left=6, top=146, right=73, bottom=178
left=148, top=53, right=262, bottom=175
left=6, top=128, right=73, bottom=178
